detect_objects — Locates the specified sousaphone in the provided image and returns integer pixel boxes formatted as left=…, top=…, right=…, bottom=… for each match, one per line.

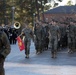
left=14, top=21, right=21, bottom=29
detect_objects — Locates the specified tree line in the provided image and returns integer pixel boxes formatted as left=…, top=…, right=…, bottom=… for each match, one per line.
left=0, top=0, right=48, bottom=26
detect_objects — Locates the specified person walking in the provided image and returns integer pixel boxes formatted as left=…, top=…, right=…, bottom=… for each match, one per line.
left=49, top=20, right=60, bottom=58
left=20, top=23, right=34, bottom=58
left=67, top=21, right=75, bottom=53
left=34, top=21, right=43, bottom=54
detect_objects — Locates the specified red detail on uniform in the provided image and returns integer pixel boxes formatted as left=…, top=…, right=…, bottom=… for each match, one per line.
left=16, top=36, right=25, bottom=51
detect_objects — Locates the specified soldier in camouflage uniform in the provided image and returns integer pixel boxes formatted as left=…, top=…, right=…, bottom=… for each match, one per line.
left=74, top=21, right=76, bottom=51
left=34, top=22, right=43, bottom=54
left=67, top=21, right=75, bottom=53
left=21, top=24, right=34, bottom=58
left=59, top=23, right=68, bottom=49
left=49, top=20, right=60, bottom=58
left=42, top=22, right=49, bottom=50
left=41, top=22, right=47, bottom=51
left=0, top=27, right=11, bottom=75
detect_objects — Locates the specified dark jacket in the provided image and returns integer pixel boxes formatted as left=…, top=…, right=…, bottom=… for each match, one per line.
left=0, top=31, right=11, bottom=58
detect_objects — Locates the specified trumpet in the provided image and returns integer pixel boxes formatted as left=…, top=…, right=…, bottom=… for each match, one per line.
left=14, top=22, right=21, bottom=29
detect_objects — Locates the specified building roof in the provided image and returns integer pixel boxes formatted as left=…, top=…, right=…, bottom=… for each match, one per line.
left=44, top=5, right=76, bottom=14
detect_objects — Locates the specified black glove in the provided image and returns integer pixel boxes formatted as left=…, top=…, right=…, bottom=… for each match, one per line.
left=0, top=54, right=5, bottom=59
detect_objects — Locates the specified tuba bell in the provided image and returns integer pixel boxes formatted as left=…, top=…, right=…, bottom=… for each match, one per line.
left=14, top=22, right=21, bottom=29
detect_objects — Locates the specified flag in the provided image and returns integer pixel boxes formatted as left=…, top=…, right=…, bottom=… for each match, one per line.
left=16, top=36, right=25, bottom=51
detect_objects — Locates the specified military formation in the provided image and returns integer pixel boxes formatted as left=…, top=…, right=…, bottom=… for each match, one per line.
left=18, top=17, right=76, bottom=59
left=33, top=17, right=76, bottom=58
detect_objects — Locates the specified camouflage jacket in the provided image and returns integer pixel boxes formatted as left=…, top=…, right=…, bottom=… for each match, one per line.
left=0, top=31, right=11, bottom=58
left=21, top=28, right=34, bottom=41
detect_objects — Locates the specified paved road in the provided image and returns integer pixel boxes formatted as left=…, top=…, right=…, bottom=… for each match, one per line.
left=5, top=42, right=76, bottom=75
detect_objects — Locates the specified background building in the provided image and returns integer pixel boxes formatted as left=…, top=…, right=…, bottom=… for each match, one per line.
left=44, top=5, right=76, bottom=22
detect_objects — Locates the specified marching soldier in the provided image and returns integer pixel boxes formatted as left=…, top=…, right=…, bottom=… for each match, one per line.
left=21, top=23, right=34, bottom=58
left=42, top=22, right=49, bottom=50
left=49, top=20, right=60, bottom=58
left=67, top=21, right=75, bottom=53
left=41, top=22, right=47, bottom=51
left=34, top=21, right=43, bottom=54
left=74, top=21, right=76, bottom=51
left=59, top=22, right=68, bottom=49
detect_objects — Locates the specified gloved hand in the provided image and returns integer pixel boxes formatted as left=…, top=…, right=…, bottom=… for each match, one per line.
left=0, top=54, right=5, bottom=63
left=0, top=54, right=5, bottom=59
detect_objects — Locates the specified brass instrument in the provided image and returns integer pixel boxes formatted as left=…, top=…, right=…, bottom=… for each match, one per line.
left=14, top=22, right=21, bottom=29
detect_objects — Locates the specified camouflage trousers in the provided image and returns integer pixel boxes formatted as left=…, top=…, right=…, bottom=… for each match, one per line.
left=0, top=58, right=5, bottom=75
left=24, top=40, right=31, bottom=55
left=35, top=39, right=42, bottom=53
left=50, top=37, right=58, bottom=53
left=68, top=36, right=75, bottom=50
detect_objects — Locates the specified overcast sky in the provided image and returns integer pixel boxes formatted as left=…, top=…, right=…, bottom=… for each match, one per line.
left=58, top=0, right=76, bottom=6
left=47, top=0, right=76, bottom=6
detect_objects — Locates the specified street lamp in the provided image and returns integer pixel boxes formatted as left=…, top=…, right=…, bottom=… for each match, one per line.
left=33, top=13, right=36, bottom=31
left=33, top=13, right=35, bottom=19
left=12, top=6, right=15, bottom=25
left=42, top=1, right=45, bottom=21
left=33, top=13, right=36, bottom=26
left=5, top=15, right=8, bottom=25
